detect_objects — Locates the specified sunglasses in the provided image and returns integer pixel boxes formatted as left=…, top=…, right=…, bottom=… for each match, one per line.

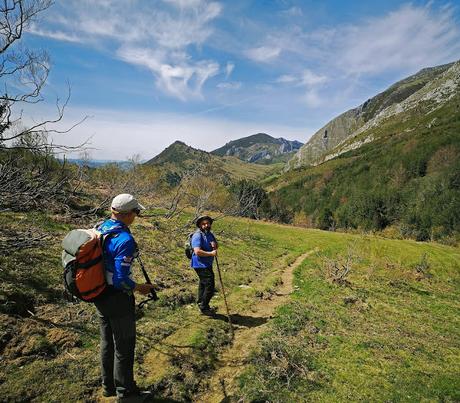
left=132, top=208, right=141, bottom=216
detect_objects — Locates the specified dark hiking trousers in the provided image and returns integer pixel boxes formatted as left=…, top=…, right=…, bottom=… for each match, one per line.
left=194, top=267, right=215, bottom=309
left=94, top=290, right=136, bottom=397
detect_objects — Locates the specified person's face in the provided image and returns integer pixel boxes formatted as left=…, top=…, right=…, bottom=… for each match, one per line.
left=125, top=208, right=140, bottom=225
left=199, top=219, right=212, bottom=232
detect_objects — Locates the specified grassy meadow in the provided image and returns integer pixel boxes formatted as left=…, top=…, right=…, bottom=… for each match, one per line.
left=238, top=230, right=460, bottom=402
left=0, top=211, right=459, bottom=402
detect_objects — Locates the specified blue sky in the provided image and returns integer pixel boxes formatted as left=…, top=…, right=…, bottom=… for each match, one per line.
left=21, top=0, right=460, bottom=160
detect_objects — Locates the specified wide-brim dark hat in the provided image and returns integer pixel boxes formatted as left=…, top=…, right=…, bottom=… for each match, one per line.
left=195, top=215, right=213, bottom=227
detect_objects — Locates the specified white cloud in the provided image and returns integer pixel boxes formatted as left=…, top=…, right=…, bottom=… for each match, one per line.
left=216, top=81, right=242, bottom=90
left=250, top=3, right=460, bottom=110
left=162, top=0, right=208, bottom=9
left=117, top=47, right=219, bottom=100
left=278, top=3, right=460, bottom=79
left=28, top=24, right=85, bottom=43
left=31, top=0, right=223, bottom=100
left=304, top=89, right=323, bottom=108
left=274, top=69, right=328, bottom=106
left=27, top=0, right=460, bottom=124
left=276, top=74, right=297, bottom=83
left=301, top=69, right=328, bottom=86
left=148, top=2, right=222, bottom=49
left=38, top=106, right=312, bottom=160
left=241, top=3, right=460, bottom=80
left=245, top=46, right=281, bottom=62
left=300, top=70, right=328, bottom=107
left=282, top=6, right=303, bottom=17
left=338, top=4, right=460, bottom=75
left=275, top=70, right=327, bottom=86
left=225, top=62, right=235, bottom=78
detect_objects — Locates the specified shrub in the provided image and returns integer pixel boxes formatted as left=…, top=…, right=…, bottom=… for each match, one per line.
left=238, top=332, right=317, bottom=402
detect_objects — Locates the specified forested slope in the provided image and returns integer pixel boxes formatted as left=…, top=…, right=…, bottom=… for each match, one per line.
left=265, top=76, right=460, bottom=243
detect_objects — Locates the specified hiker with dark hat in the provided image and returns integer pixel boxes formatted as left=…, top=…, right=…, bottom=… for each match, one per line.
left=191, top=215, right=218, bottom=315
left=94, top=193, right=155, bottom=400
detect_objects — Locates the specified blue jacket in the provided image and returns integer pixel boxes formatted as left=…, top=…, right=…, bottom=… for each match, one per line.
left=98, top=219, right=136, bottom=291
left=190, top=230, right=217, bottom=269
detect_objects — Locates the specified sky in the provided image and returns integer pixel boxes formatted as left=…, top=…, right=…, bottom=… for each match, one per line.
left=18, top=0, right=460, bottom=160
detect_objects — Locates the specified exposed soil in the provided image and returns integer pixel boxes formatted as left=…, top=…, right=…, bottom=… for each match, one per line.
left=196, top=249, right=318, bottom=402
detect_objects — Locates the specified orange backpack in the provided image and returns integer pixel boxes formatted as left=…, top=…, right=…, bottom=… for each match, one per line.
left=62, top=228, right=112, bottom=302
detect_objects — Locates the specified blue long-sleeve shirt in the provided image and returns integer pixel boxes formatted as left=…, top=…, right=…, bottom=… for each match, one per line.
left=98, top=219, right=136, bottom=291
left=190, top=230, right=217, bottom=269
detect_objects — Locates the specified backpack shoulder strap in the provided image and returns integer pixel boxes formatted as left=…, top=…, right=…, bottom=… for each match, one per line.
left=197, top=229, right=206, bottom=244
left=189, top=230, right=205, bottom=247
left=99, top=231, right=120, bottom=253
left=93, top=219, right=106, bottom=230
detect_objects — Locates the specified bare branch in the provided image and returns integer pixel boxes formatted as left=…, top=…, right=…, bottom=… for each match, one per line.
left=0, top=1, right=86, bottom=153
left=0, top=0, right=52, bottom=54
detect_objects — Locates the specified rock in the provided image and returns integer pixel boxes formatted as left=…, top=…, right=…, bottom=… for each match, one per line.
left=343, top=296, right=359, bottom=305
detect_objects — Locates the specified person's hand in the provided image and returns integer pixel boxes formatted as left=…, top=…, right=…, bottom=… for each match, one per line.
left=211, top=250, right=217, bottom=257
left=210, top=241, right=217, bottom=250
left=134, top=283, right=156, bottom=295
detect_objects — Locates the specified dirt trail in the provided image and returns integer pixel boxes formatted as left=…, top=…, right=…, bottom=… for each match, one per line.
left=196, top=248, right=318, bottom=403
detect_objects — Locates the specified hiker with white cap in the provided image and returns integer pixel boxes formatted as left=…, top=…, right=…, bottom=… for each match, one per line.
left=93, top=193, right=155, bottom=400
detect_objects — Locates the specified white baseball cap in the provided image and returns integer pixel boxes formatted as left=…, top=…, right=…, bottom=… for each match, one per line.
left=111, top=193, right=146, bottom=213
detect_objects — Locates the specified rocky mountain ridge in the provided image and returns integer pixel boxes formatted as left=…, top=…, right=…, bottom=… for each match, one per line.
left=287, top=60, right=459, bottom=169
left=212, top=133, right=303, bottom=164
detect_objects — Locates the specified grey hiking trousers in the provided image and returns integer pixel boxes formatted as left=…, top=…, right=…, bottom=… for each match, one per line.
left=94, top=290, right=136, bottom=397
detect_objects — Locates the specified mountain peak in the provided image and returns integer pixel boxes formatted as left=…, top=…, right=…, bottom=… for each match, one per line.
left=212, top=133, right=303, bottom=164
left=145, top=140, right=209, bottom=166
left=170, top=140, right=188, bottom=147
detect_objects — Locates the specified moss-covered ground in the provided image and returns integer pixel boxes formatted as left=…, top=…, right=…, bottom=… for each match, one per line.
left=0, top=211, right=459, bottom=402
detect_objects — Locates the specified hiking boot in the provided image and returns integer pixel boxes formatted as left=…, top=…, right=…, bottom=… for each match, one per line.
left=117, top=386, right=153, bottom=402
left=117, top=391, right=152, bottom=402
left=200, top=307, right=216, bottom=316
left=102, top=385, right=116, bottom=397
left=103, top=388, right=116, bottom=397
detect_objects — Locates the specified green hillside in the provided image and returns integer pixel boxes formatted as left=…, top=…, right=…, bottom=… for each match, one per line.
left=265, top=64, right=460, bottom=243
left=144, top=140, right=280, bottom=183
left=212, top=133, right=279, bottom=152
left=146, top=140, right=210, bottom=167
left=1, top=211, right=458, bottom=401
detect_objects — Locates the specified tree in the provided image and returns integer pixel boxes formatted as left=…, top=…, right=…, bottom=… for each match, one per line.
left=229, top=180, right=268, bottom=219
left=317, top=207, right=335, bottom=230
left=0, top=1, right=85, bottom=213
left=0, top=0, right=83, bottom=151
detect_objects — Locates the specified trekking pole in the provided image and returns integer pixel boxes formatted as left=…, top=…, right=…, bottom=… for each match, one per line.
left=136, top=253, right=159, bottom=309
left=215, top=255, right=234, bottom=339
